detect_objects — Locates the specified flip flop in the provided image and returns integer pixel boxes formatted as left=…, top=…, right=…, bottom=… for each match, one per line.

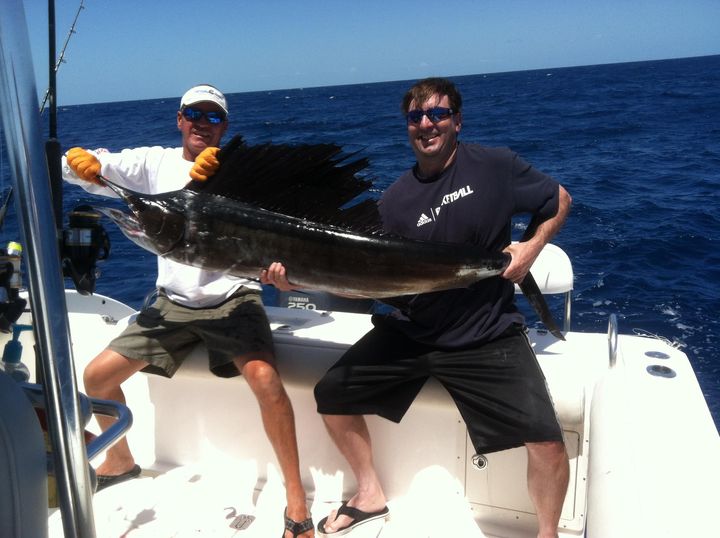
left=316, top=502, right=389, bottom=537
left=282, top=507, right=314, bottom=537
left=95, top=464, right=142, bottom=492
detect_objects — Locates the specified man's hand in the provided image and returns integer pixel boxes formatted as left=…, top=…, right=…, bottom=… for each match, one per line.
left=501, top=241, right=539, bottom=284
left=260, top=261, right=295, bottom=291
left=66, top=147, right=103, bottom=185
left=190, top=147, right=220, bottom=181
left=503, top=185, right=572, bottom=284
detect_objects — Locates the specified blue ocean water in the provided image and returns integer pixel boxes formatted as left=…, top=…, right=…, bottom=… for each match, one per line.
left=1, top=55, right=719, bottom=427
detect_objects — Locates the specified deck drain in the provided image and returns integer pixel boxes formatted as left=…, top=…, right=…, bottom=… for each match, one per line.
left=646, top=364, right=676, bottom=378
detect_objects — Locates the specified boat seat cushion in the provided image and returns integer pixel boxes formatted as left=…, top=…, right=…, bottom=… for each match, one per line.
left=0, top=373, right=48, bottom=538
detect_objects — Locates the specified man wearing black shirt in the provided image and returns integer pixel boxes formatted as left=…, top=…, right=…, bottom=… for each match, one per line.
left=268, top=77, right=572, bottom=538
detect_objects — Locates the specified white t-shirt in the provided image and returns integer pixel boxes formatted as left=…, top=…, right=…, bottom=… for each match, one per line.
left=62, top=146, right=260, bottom=307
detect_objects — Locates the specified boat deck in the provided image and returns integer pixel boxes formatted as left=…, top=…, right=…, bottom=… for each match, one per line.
left=10, top=292, right=719, bottom=537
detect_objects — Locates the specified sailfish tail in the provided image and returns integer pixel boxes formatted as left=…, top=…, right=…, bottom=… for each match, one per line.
left=518, top=273, right=566, bottom=340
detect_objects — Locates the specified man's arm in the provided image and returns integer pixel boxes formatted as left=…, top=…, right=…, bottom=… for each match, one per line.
left=502, top=185, right=572, bottom=283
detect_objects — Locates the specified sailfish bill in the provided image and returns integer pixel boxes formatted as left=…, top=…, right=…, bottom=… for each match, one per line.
left=94, top=137, right=565, bottom=339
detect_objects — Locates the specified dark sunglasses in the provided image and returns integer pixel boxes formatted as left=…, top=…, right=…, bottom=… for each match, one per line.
left=181, top=107, right=226, bottom=124
left=406, top=107, right=454, bottom=124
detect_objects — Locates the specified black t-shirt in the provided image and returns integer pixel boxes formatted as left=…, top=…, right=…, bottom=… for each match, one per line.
left=376, top=142, right=559, bottom=348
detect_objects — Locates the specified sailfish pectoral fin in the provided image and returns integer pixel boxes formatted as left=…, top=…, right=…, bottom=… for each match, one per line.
left=518, top=273, right=565, bottom=341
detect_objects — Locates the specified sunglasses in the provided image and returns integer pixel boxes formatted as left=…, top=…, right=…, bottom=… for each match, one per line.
left=406, top=107, right=455, bottom=124
left=181, top=107, right=226, bottom=124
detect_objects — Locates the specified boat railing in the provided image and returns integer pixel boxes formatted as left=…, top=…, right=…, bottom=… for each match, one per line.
left=21, top=383, right=133, bottom=463
left=607, top=313, right=619, bottom=367
left=0, top=1, right=112, bottom=536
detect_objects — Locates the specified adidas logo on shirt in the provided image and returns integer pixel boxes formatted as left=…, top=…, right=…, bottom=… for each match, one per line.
left=417, top=213, right=432, bottom=227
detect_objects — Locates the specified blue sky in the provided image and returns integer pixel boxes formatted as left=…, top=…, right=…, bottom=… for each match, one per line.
left=24, top=0, right=720, bottom=106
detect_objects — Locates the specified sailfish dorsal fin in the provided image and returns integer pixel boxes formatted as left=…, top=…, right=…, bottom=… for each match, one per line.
left=187, top=135, right=383, bottom=233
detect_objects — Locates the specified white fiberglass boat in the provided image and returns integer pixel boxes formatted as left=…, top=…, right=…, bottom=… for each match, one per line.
left=1, top=2, right=718, bottom=537
left=5, top=254, right=720, bottom=538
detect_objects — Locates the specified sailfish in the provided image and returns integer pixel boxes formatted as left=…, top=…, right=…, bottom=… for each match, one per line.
left=96, top=135, right=565, bottom=339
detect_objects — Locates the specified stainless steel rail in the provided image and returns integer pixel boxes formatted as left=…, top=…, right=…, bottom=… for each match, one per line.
left=564, top=290, right=572, bottom=332
left=608, top=313, right=619, bottom=368
left=0, top=1, right=97, bottom=536
left=21, top=383, right=134, bottom=463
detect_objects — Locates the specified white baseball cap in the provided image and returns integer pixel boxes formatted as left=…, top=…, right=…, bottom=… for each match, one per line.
left=180, top=84, right=228, bottom=114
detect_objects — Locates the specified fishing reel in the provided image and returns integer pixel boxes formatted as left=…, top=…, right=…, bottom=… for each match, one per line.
left=0, top=241, right=27, bottom=333
left=61, top=205, right=110, bottom=295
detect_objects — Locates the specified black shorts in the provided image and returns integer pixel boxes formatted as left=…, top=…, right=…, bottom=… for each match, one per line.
left=314, top=323, right=563, bottom=454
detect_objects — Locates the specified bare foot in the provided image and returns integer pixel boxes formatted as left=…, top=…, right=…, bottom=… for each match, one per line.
left=95, top=457, right=136, bottom=477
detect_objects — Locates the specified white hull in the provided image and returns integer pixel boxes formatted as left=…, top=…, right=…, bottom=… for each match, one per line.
left=7, top=286, right=717, bottom=537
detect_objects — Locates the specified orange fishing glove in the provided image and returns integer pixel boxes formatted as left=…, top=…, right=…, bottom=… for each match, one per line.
left=66, top=147, right=103, bottom=185
left=190, top=147, right=220, bottom=181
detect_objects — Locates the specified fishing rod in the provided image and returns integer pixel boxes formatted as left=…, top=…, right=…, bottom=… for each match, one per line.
left=43, top=0, right=107, bottom=295
left=44, top=0, right=85, bottom=228
left=39, top=0, right=85, bottom=117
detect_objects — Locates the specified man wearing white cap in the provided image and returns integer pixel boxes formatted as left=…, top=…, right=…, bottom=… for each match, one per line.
left=62, top=85, right=315, bottom=537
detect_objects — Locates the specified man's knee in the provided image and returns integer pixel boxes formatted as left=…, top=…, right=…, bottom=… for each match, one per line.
left=83, top=350, right=115, bottom=391
left=83, top=360, right=103, bottom=392
left=82, top=349, right=140, bottom=394
left=526, top=440, right=568, bottom=465
left=240, top=359, right=288, bottom=402
left=240, top=357, right=277, bottom=384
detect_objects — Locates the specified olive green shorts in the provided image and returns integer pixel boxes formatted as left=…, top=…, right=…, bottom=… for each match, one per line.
left=109, top=287, right=274, bottom=378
